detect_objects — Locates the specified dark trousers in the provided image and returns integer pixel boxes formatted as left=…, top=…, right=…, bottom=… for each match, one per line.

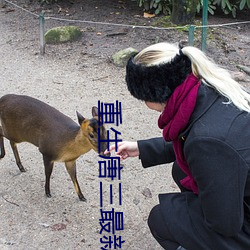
left=148, top=162, right=250, bottom=250
left=148, top=162, right=188, bottom=250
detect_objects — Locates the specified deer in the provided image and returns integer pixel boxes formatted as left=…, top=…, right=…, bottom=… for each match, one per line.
left=0, top=94, right=109, bottom=201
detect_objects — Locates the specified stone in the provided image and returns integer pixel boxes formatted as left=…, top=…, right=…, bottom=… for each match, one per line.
left=45, top=26, right=82, bottom=44
left=112, top=47, right=138, bottom=67
left=0, top=0, right=6, bottom=8
left=142, top=187, right=152, bottom=198
left=231, top=71, right=247, bottom=82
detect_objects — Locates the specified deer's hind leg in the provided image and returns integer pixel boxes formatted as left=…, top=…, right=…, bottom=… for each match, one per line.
left=0, top=126, right=5, bottom=159
left=10, top=141, right=26, bottom=172
left=65, top=161, right=86, bottom=202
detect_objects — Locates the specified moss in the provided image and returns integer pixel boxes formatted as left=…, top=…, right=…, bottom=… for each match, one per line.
left=45, top=26, right=82, bottom=44
left=152, top=16, right=172, bottom=27
left=152, top=16, right=198, bottom=32
left=112, top=48, right=138, bottom=67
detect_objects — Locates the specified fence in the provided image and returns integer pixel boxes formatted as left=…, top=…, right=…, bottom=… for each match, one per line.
left=2, top=0, right=250, bottom=55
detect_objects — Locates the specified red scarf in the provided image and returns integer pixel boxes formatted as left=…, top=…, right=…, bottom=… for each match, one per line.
left=158, top=73, right=200, bottom=194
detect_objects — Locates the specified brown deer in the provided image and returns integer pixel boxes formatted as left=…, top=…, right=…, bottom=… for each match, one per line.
left=0, top=94, right=109, bottom=201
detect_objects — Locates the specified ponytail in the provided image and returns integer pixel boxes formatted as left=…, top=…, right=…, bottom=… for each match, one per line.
left=182, top=46, right=250, bottom=112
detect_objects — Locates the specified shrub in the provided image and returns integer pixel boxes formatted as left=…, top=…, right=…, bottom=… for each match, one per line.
left=135, top=0, right=250, bottom=17
left=135, top=0, right=172, bottom=15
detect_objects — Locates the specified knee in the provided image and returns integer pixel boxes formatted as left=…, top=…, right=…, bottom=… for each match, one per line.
left=148, top=204, right=161, bottom=233
left=148, top=204, right=180, bottom=249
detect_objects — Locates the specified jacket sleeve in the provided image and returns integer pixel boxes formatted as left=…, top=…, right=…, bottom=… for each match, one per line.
left=137, top=137, right=176, bottom=168
left=185, top=136, right=248, bottom=237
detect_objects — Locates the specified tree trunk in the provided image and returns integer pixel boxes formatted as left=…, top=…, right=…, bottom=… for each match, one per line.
left=171, top=0, right=198, bottom=25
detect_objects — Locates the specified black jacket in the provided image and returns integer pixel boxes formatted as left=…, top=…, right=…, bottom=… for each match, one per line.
left=138, top=84, right=250, bottom=249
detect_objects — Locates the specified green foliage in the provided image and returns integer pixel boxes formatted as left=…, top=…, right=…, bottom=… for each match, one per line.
left=197, top=0, right=217, bottom=15
left=135, top=0, right=250, bottom=18
left=209, top=0, right=250, bottom=17
left=135, top=0, right=172, bottom=15
left=213, top=0, right=237, bottom=17
left=239, top=0, right=250, bottom=9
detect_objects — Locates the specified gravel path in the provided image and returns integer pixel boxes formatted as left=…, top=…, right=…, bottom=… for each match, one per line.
left=0, top=4, right=175, bottom=250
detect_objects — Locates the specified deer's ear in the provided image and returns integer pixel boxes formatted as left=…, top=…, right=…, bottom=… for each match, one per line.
left=92, top=106, right=98, bottom=117
left=76, top=111, right=85, bottom=125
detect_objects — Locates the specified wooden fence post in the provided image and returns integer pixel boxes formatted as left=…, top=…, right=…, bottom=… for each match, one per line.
left=39, top=11, right=45, bottom=55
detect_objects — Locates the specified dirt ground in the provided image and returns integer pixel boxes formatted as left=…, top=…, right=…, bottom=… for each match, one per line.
left=0, top=0, right=249, bottom=249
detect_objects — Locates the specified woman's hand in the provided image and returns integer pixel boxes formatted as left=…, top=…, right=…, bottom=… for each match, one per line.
left=105, top=141, right=139, bottom=160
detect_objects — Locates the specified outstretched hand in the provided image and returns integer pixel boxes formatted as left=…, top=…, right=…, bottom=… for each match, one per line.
left=104, top=141, right=139, bottom=160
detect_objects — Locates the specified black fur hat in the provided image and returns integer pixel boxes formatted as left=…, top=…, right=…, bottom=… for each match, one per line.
left=125, top=52, right=192, bottom=103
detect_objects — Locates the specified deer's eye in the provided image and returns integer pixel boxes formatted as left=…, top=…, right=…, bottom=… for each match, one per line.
left=89, top=133, right=94, bottom=139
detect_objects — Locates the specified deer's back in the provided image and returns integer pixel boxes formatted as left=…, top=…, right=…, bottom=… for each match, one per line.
left=0, top=94, right=79, bottom=147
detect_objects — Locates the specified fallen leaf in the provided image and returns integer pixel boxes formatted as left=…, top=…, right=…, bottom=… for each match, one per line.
left=143, top=12, right=155, bottom=18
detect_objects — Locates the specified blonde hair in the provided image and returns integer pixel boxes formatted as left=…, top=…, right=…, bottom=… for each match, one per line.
left=134, top=42, right=250, bottom=113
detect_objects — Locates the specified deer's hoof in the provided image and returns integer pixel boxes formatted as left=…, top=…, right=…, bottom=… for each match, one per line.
left=79, top=196, right=87, bottom=202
